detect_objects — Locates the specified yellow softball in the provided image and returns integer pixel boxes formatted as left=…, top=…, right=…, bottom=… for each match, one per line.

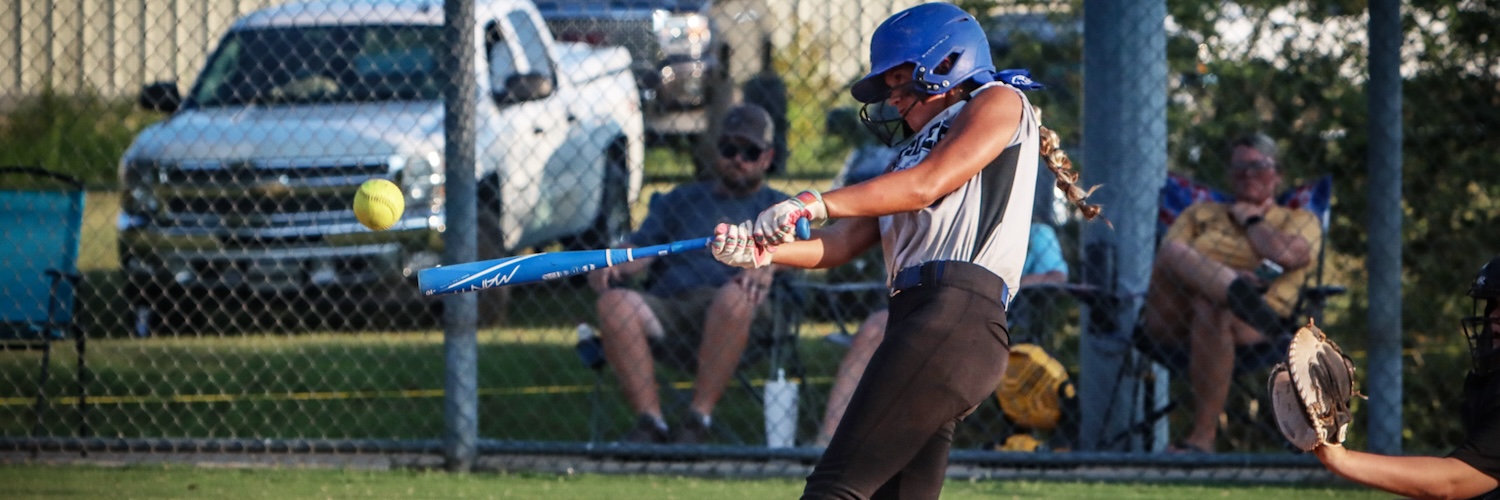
left=353, top=179, right=405, bottom=231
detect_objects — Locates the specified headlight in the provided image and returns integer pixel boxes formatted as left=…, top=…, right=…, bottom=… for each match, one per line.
left=394, top=151, right=444, bottom=214
left=119, top=158, right=161, bottom=217
left=653, top=11, right=711, bottom=59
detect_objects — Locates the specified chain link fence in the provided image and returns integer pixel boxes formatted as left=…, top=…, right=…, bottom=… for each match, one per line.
left=0, top=0, right=1489, bottom=478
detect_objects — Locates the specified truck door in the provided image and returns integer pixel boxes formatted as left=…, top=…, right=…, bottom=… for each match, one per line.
left=503, top=11, right=572, bottom=244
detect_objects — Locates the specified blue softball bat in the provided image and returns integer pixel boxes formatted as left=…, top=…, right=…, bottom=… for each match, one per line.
left=418, top=219, right=809, bottom=297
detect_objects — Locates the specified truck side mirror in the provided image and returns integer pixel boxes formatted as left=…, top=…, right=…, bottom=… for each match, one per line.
left=500, top=73, right=554, bottom=103
left=139, top=81, right=182, bottom=113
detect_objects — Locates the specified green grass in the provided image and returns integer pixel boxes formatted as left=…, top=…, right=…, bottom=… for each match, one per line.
left=0, top=465, right=1387, bottom=499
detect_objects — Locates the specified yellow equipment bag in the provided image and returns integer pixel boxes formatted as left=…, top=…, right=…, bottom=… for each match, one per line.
left=995, top=343, right=1074, bottom=431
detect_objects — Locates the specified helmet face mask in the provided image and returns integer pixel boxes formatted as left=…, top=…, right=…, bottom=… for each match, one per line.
left=857, top=82, right=923, bottom=146
left=1462, top=257, right=1500, bottom=375
left=1460, top=301, right=1498, bottom=375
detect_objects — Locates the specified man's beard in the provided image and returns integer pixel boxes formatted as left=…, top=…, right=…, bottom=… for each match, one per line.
left=720, top=173, right=762, bottom=195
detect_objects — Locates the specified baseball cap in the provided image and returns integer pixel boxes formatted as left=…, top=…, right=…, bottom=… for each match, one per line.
left=720, top=104, right=774, bottom=148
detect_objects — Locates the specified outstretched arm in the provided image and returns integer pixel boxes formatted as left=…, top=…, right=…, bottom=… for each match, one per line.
left=1316, top=444, right=1499, bottom=500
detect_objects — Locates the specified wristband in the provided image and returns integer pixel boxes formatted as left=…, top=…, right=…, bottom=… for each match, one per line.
left=1243, top=215, right=1265, bottom=228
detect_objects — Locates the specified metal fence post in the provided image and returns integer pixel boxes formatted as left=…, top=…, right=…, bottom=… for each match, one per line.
left=442, top=0, right=479, bottom=472
left=1077, top=0, right=1167, bottom=452
left=1366, top=0, right=1403, bottom=456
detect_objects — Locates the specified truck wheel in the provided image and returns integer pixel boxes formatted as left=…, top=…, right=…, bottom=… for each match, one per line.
left=475, top=186, right=512, bottom=327
left=567, top=153, right=631, bottom=250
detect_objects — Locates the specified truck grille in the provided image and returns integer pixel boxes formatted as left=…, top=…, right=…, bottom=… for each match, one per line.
left=167, top=193, right=354, bottom=216
left=162, top=160, right=389, bottom=185
left=156, top=158, right=390, bottom=225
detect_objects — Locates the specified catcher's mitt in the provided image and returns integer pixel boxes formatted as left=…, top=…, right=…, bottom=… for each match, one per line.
left=996, top=344, right=1074, bottom=431
left=1268, top=319, right=1359, bottom=451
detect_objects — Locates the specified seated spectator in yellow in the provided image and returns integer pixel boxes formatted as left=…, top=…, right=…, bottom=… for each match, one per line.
left=1141, top=132, right=1322, bottom=453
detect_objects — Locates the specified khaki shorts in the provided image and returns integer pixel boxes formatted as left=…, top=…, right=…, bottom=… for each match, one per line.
left=640, top=285, right=776, bottom=372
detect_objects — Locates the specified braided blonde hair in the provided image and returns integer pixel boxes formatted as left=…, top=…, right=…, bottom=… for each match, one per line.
left=1035, top=106, right=1106, bottom=225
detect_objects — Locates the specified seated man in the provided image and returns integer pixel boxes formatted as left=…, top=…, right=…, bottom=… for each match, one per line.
left=587, top=104, right=789, bottom=444
left=813, top=219, right=1069, bottom=447
left=1141, top=132, right=1323, bottom=453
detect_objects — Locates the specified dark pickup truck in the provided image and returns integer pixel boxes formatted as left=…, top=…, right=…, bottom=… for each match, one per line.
left=537, top=0, right=733, bottom=140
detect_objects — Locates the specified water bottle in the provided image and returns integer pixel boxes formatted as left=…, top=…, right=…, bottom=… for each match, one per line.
left=764, top=368, right=799, bottom=448
left=575, top=323, right=606, bottom=370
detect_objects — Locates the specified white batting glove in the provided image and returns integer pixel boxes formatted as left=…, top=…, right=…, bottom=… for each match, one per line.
left=753, top=190, right=826, bottom=246
left=712, top=222, right=772, bottom=269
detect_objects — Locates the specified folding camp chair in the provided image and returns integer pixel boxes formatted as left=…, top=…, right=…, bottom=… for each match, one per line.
left=1103, top=174, right=1342, bottom=451
left=0, top=166, right=90, bottom=453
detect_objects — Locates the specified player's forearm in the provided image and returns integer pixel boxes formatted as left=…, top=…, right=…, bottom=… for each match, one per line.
left=764, top=239, right=834, bottom=269
left=769, top=218, right=880, bottom=269
left=1318, top=446, right=1488, bottom=500
left=769, top=235, right=866, bottom=269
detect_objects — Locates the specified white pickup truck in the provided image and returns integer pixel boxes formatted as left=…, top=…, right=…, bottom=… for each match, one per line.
left=118, top=0, right=644, bottom=331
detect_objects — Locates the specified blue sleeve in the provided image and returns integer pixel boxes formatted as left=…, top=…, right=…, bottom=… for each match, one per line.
left=1023, top=223, right=1068, bottom=277
left=628, top=191, right=673, bottom=247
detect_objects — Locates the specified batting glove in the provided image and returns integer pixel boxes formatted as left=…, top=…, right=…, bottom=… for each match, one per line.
left=712, top=222, right=773, bottom=269
left=754, top=190, right=826, bottom=246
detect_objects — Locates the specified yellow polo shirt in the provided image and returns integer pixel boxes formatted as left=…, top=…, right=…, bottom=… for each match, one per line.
left=1162, top=202, right=1324, bottom=316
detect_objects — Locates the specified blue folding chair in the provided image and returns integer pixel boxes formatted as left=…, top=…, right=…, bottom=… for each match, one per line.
left=0, top=166, right=89, bottom=452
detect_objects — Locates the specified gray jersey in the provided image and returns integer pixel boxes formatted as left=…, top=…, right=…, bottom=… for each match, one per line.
left=880, top=82, right=1039, bottom=305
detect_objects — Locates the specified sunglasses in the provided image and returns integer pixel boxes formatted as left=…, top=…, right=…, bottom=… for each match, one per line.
left=718, top=142, right=765, bottom=162
left=1230, top=158, right=1276, bottom=171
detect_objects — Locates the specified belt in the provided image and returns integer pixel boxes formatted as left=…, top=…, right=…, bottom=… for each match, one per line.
left=890, top=260, right=1010, bottom=304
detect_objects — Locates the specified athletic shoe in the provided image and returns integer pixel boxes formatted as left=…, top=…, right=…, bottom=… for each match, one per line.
left=621, top=414, right=668, bottom=444
left=671, top=411, right=712, bottom=445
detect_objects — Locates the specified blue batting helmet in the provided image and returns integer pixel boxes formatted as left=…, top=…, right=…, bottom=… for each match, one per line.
left=850, top=3, right=996, bottom=104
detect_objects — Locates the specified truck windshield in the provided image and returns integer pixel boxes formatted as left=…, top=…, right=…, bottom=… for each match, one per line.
left=192, top=25, right=444, bottom=107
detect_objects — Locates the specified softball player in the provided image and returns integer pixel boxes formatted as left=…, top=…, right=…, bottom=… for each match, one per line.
left=711, top=3, right=1100, bottom=498
left=1311, top=257, right=1500, bottom=499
